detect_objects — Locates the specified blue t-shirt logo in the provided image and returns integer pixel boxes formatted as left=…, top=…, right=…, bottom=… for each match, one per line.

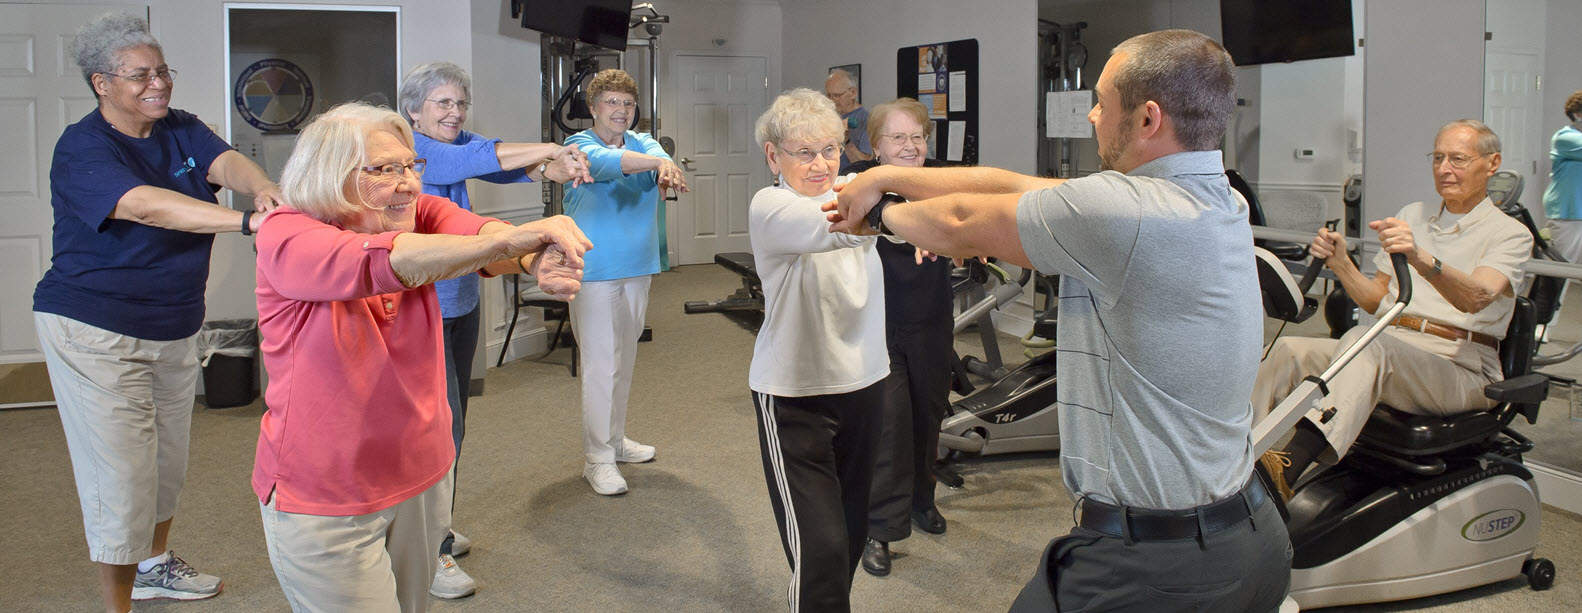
left=173, top=156, right=196, bottom=177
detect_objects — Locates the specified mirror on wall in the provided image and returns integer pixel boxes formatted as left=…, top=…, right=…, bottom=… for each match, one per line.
left=1487, top=0, right=1582, bottom=478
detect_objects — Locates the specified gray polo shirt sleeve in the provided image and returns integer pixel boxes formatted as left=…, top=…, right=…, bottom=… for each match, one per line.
left=1015, top=172, right=1142, bottom=308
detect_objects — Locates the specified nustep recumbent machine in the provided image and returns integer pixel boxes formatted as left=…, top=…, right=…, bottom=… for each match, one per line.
left=1255, top=248, right=1556, bottom=610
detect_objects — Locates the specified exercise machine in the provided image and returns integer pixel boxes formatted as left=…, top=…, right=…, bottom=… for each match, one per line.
left=1255, top=250, right=1556, bottom=610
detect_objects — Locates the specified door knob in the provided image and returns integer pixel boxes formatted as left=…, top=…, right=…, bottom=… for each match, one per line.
left=678, top=157, right=695, bottom=169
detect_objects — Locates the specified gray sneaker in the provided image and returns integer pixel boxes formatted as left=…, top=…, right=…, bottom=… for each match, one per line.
left=429, top=553, right=477, bottom=599
left=131, top=551, right=222, bottom=601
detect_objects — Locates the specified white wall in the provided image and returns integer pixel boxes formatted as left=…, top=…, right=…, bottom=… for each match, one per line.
left=781, top=0, right=1039, bottom=173
left=1362, top=0, right=1486, bottom=230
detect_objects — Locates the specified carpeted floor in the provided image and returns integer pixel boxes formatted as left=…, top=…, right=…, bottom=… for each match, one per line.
left=1, top=264, right=1578, bottom=612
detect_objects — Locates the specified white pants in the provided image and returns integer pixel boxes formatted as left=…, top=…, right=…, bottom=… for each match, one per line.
left=259, top=470, right=453, bottom=613
left=1252, top=326, right=1501, bottom=463
left=34, top=312, right=197, bottom=565
left=1547, top=218, right=1582, bottom=265
left=569, top=275, right=652, bottom=464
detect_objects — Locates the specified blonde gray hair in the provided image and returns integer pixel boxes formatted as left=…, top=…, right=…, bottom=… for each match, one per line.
left=754, top=88, right=843, bottom=148
left=71, top=12, right=161, bottom=95
left=398, top=62, right=470, bottom=122
left=280, top=103, right=415, bottom=223
left=1438, top=119, right=1502, bottom=155
left=866, top=97, right=932, bottom=147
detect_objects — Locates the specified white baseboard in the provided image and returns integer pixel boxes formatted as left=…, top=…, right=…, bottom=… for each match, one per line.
left=485, top=326, right=551, bottom=367
left=1531, top=461, right=1582, bottom=515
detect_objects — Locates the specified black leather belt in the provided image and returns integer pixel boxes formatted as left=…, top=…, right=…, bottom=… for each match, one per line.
left=1078, top=474, right=1268, bottom=542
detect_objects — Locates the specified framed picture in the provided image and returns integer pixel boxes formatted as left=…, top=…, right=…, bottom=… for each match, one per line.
left=829, top=63, right=862, bottom=104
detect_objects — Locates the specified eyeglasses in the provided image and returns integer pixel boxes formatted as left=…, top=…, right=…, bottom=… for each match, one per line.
left=598, top=97, right=636, bottom=109
left=779, top=144, right=840, bottom=164
left=426, top=98, right=470, bottom=111
left=825, top=88, right=852, bottom=99
left=360, top=159, right=427, bottom=178
left=881, top=132, right=927, bottom=146
left=1427, top=152, right=1489, bottom=169
left=101, top=68, right=176, bottom=85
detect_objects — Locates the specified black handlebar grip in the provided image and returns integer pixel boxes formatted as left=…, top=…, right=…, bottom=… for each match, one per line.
left=1390, top=252, right=1411, bottom=305
left=1297, top=255, right=1324, bottom=294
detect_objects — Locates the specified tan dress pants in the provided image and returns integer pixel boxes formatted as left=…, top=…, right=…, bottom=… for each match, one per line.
left=1252, top=325, right=1501, bottom=463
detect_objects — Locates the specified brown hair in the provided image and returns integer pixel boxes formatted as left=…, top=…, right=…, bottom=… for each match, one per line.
left=1566, top=90, right=1582, bottom=122
left=1110, top=29, right=1236, bottom=151
left=585, top=69, right=639, bottom=107
left=866, top=98, right=932, bottom=147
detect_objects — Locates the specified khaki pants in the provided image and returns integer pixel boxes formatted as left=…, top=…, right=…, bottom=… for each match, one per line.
left=260, top=470, right=453, bottom=613
left=1252, top=325, right=1501, bottom=463
left=34, top=312, right=197, bottom=565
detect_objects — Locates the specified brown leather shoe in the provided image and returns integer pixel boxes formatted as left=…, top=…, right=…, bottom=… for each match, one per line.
left=1259, top=449, right=1295, bottom=501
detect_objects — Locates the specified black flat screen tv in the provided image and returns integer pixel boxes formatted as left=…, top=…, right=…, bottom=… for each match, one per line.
left=512, top=0, right=632, bottom=51
left=1220, top=0, right=1355, bottom=65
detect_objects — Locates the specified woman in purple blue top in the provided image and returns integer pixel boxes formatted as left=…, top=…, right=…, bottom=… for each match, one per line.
left=562, top=69, right=689, bottom=497
left=396, top=61, right=591, bottom=599
left=32, top=13, right=282, bottom=611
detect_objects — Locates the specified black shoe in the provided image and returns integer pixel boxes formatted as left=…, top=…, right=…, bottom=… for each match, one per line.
left=861, top=538, right=891, bottom=577
left=911, top=507, right=947, bottom=535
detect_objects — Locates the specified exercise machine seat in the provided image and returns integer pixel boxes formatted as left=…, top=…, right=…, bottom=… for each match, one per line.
left=1357, top=296, right=1546, bottom=457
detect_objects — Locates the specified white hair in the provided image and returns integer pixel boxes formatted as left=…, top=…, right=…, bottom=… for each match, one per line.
left=755, top=88, right=843, bottom=147
left=280, top=103, right=415, bottom=223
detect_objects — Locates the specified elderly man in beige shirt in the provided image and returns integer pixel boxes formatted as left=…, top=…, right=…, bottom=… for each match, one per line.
left=1254, top=119, right=1533, bottom=499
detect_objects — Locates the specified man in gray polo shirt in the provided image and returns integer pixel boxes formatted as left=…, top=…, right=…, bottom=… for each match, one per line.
left=827, top=29, right=1290, bottom=611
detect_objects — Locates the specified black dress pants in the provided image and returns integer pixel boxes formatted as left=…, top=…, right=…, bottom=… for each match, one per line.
left=752, top=381, right=883, bottom=613
left=869, top=320, right=953, bottom=542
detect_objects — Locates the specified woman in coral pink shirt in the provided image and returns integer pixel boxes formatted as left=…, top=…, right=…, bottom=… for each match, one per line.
left=251, top=103, right=589, bottom=612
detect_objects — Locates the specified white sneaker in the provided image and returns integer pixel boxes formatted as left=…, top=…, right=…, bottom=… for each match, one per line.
left=449, top=530, right=471, bottom=557
left=131, top=551, right=221, bottom=601
left=583, top=462, right=629, bottom=495
left=429, top=553, right=477, bottom=599
left=615, top=437, right=656, bottom=463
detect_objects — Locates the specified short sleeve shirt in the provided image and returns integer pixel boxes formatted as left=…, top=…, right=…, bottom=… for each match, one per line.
left=34, top=108, right=234, bottom=340
left=1015, top=151, right=1263, bottom=509
left=1368, top=198, right=1531, bottom=339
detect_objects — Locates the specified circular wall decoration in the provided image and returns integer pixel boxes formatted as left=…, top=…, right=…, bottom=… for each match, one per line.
left=233, top=59, right=314, bottom=132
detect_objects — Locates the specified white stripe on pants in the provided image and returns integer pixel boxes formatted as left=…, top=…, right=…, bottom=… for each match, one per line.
left=1252, top=325, right=1500, bottom=463
left=259, top=469, right=453, bottom=613
left=34, top=311, right=197, bottom=565
left=569, top=275, right=652, bottom=463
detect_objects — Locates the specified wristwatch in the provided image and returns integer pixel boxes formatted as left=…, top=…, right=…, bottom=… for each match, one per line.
left=241, top=209, right=254, bottom=236
left=1429, top=256, right=1443, bottom=277
left=865, top=193, right=905, bottom=235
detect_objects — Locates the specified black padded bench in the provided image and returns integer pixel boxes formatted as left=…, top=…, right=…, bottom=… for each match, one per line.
left=684, top=252, right=763, bottom=314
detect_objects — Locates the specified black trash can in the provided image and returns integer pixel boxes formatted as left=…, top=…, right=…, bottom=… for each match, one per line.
left=198, top=319, right=258, bottom=408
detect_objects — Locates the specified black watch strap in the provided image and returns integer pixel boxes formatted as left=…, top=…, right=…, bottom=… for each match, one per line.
left=241, top=209, right=254, bottom=236
left=865, top=194, right=904, bottom=235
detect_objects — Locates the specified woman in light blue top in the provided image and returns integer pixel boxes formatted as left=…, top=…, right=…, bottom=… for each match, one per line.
left=562, top=69, right=688, bottom=496
left=396, top=60, right=590, bottom=599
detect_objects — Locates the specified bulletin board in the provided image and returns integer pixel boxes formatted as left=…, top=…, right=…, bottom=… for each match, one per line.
left=896, top=38, right=978, bottom=165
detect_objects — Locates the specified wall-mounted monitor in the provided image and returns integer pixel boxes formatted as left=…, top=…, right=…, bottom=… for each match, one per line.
left=1220, top=0, right=1355, bottom=65
left=511, top=0, right=632, bottom=51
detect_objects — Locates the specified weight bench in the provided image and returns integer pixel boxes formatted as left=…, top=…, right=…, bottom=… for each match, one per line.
left=684, top=252, right=763, bottom=315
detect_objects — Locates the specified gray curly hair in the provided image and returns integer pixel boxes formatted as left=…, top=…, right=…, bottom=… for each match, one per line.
left=754, top=88, right=843, bottom=148
left=71, top=12, right=161, bottom=95
left=398, top=62, right=471, bottom=122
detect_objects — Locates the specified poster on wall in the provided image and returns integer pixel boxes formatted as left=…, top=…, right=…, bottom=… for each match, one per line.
left=897, top=39, right=977, bottom=164
left=233, top=58, right=316, bottom=133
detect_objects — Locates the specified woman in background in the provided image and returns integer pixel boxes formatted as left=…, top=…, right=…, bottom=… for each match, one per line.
left=561, top=68, right=688, bottom=496
left=397, top=60, right=591, bottom=599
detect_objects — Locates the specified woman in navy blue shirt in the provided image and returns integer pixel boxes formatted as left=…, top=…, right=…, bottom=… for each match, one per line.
left=396, top=61, right=590, bottom=599
left=31, top=12, right=281, bottom=612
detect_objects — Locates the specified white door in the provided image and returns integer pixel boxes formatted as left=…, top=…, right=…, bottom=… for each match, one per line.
left=1484, top=0, right=1546, bottom=188
left=0, top=3, right=135, bottom=367
left=672, top=55, right=768, bottom=265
